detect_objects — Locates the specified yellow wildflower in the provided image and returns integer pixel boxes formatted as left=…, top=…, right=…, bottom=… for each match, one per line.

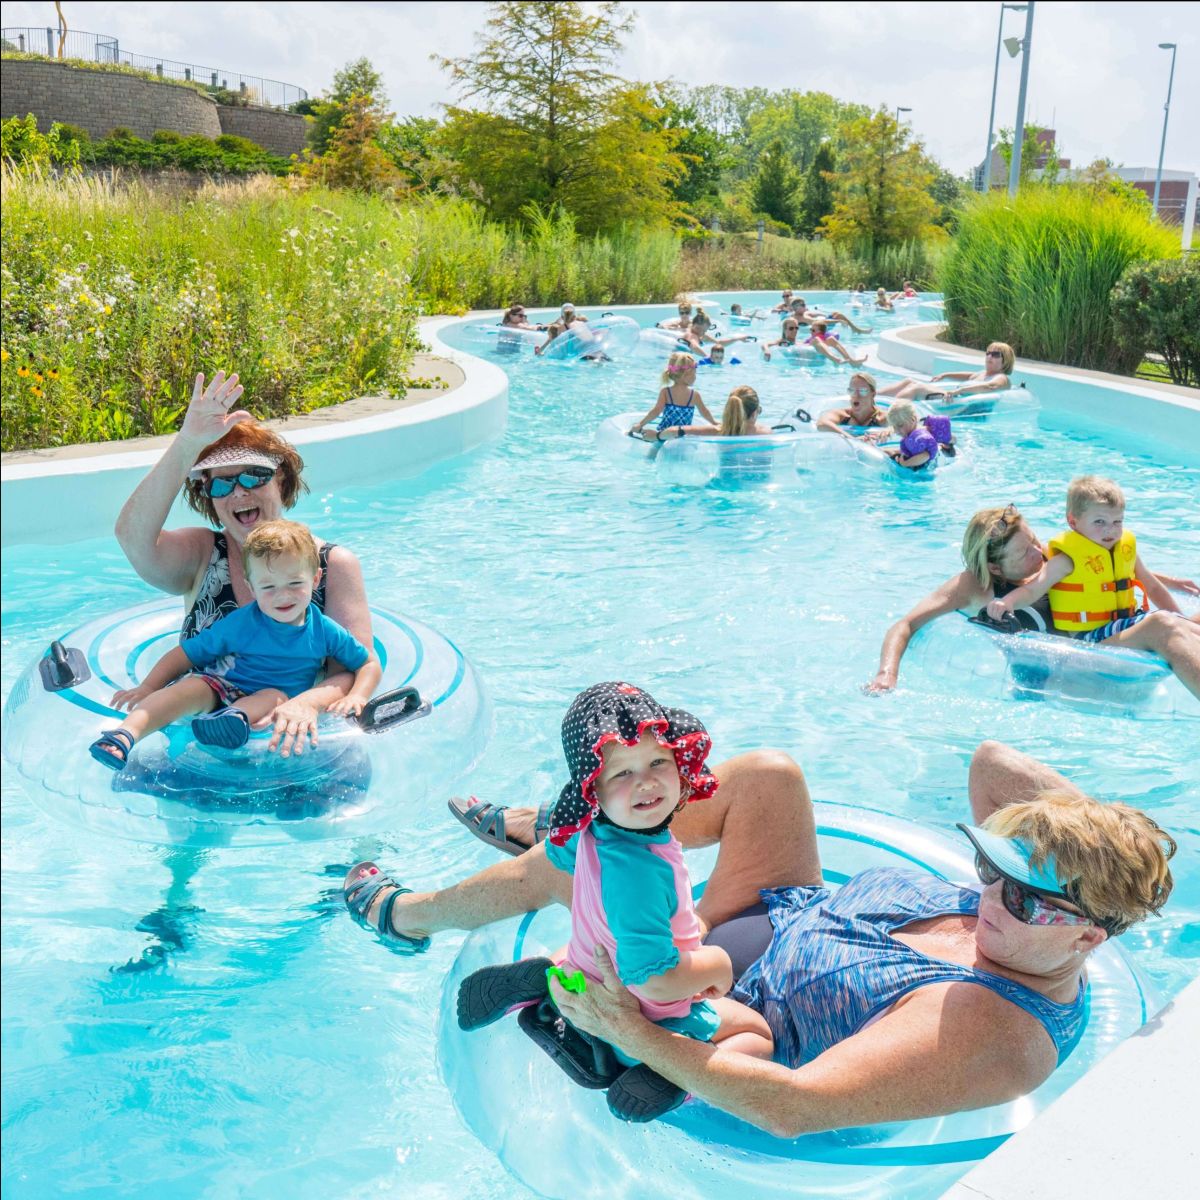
left=34, top=372, right=44, bottom=382
left=17, top=365, right=30, bottom=377
left=0, top=348, right=9, bottom=362
left=31, top=386, right=44, bottom=397
left=103, top=305, right=113, bottom=315
left=47, top=369, right=60, bottom=380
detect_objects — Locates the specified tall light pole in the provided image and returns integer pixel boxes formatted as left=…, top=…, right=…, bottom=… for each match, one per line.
left=895, top=106, right=911, bottom=124
left=1152, top=43, right=1178, bottom=218
left=981, top=3, right=1027, bottom=191
left=1007, top=1, right=1036, bottom=197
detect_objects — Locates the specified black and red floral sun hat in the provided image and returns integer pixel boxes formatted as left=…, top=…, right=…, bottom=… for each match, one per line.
left=548, top=682, right=718, bottom=846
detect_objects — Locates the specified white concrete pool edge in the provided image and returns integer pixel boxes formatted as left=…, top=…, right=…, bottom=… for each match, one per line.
left=0, top=316, right=508, bottom=548
left=876, top=323, right=1200, bottom=452
left=939, top=974, right=1200, bottom=1200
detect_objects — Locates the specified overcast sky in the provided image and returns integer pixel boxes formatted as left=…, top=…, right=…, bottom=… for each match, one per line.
left=2, top=0, right=1197, bottom=176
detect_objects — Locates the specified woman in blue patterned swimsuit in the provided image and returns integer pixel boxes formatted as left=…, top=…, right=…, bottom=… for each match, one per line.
left=629, top=353, right=718, bottom=440
left=346, top=739, right=1175, bottom=1136
left=116, top=370, right=372, bottom=758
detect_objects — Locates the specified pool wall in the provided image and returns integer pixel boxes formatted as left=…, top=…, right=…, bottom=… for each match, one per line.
left=940, top=974, right=1198, bottom=1200
left=0, top=317, right=508, bottom=548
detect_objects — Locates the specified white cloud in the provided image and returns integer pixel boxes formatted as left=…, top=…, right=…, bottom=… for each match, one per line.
left=2, top=0, right=1196, bottom=173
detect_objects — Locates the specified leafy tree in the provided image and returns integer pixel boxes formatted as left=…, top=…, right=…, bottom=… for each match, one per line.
left=927, top=163, right=971, bottom=231
left=433, top=2, right=686, bottom=231
left=1076, top=159, right=1152, bottom=212
left=818, top=111, right=942, bottom=250
left=995, top=124, right=1060, bottom=187
left=376, top=116, right=450, bottom=192
left=307, top=58, right=389, bottom=154
left=748, top=139, right=800, bottom=230
left=298, top=93, right=403, bottom=193
left=795, top=142, right=836, bottom=236
left=744, top=91, right=867, bottom=176
left=652, top=87, right=735, bottom=208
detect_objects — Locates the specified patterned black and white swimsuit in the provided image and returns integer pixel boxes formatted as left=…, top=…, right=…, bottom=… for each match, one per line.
left=181, top=532, right=333, bottom=641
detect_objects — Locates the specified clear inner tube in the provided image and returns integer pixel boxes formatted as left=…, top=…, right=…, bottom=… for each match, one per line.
left=907, top=616, right=1196, bottom=720
left=438, top=803, right=1157, bottom=1200
left=2, top=599, right=493, bottom=844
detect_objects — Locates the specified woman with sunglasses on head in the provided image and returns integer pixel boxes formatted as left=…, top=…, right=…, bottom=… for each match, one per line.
left=348, top=734, right=1175, bottom=1134
left=115, top=371, right=372, bottom=756
left=817, top=372, right=888, bottom=432
left=876, top=342, right=1014, bottom=404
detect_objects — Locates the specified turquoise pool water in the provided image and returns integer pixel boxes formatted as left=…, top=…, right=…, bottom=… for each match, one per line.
left=2, top=292, right=1197, bottom=1198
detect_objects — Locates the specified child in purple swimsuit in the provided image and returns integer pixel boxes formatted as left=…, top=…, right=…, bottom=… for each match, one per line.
left=455, top=683, right=773, bottom=1122
left=876, top=399, right=954, bottom=470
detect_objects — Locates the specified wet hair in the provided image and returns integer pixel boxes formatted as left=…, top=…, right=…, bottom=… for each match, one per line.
left=986, top=342, right=1015, bottom=374
left=962, top=505, right=1027, bottom=589
left=983, top=790, right=1176, bottom=937
left=708, top=344, right=726, bottom=360
left=242, top=518, right=320, bottom=577
left=183, top=422, right=308, bottom=527
left=691, top=308, right=712, bottom=331
left=662, top=351, right=697, bottom=383
left=1068, top=475, right=1125, bottom=518
left=720, top=386, right=760, bottom=436
left=810, top=320, right=829, bottom=337
left=885, top=399, right=919, bottom=431
left=502, top=304, right=527, bottom=325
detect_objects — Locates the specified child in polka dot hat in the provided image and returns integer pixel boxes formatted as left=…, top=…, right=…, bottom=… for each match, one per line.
left=456, top=682, right=773, bottom=1122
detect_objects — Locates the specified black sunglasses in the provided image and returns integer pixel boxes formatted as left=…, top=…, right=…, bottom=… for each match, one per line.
left=975, top=853, right=1097, bottom=930
left=205, top=466, right=276, bottom=499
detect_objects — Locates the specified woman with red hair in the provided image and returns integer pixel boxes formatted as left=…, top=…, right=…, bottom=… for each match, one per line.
left=115, top=371, right=371, bottom=756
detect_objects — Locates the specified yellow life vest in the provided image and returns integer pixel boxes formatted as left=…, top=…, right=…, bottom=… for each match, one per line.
left=1047, top=529, right=1144, bottom=632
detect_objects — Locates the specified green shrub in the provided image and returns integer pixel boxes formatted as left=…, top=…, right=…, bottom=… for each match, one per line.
left=53, top=122, right=92, bottom=148
left=1111, top=256, right=1200, bottom=388
left=151, top=129, right=184, bottom=144
left=0, top=114, right=81, bottom=168
left=943, top=187, right=1179, bottom=372
left=107, top=126, right=137, bottom=141
left=1, top=170, right=418, bottom=449
left=215, top=133, right=265, bottom=155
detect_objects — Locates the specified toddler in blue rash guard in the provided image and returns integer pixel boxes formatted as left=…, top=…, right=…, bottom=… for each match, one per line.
left=89, top=520, right=380, bottom=768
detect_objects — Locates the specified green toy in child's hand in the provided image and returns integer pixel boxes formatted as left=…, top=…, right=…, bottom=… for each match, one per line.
left=546, top=965, right=588, bottom=994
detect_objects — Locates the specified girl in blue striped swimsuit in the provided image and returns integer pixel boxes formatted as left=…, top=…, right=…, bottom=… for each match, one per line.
left=629, top=353, right=718, bottom=439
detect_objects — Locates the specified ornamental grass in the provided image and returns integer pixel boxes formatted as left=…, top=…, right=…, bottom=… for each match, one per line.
left=942, top=187, right=1181, bottom=374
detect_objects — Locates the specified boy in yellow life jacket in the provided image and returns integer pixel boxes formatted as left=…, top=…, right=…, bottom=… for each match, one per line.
left=985, top=477, right=1200, bottom=697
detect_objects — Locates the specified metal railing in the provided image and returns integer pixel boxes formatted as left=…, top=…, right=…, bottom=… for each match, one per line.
left=1, top=27, right=307, bottom=109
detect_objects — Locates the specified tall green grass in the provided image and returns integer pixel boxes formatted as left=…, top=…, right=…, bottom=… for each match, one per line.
left=1, top=170, right=946, bottom=449
left=1, top=168, right=419, bottom=450
left=398, top=198, right=943, bottom=311
left=942, top=188, right=1180, bottom=373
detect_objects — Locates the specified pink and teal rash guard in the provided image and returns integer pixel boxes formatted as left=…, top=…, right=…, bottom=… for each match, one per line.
left=547, top=822, right=720, bottom=1042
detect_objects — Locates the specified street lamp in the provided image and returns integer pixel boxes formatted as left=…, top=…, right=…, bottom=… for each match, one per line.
left=1006, top=1, right=1036, bottom=197
left=1152, top=43, right=1178, bottom=218
left=981, top=3, right=1028, bottom=191
left=895, top=106, right=912, bottom=123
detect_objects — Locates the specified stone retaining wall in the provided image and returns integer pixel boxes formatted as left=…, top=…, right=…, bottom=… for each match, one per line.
left=1, top=58, right=221, bottom=140
left=215, top=105, right=307, bottom=157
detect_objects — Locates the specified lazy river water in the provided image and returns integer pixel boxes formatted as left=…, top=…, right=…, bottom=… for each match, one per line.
left=2, top=292, right=1196, bottom=1199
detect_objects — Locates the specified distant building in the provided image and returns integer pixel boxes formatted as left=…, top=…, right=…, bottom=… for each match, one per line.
left=1111, top=168, right=1197, bottom=246
left=973, top=128, right=1070, bottom=190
